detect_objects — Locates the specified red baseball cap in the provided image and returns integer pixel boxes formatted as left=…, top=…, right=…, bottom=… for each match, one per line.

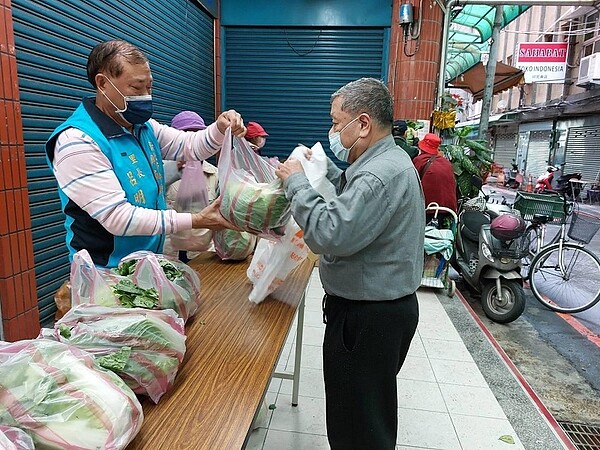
left=245, top=122, right=269, bottom=139
left=418, top=133, right=442, bottom=155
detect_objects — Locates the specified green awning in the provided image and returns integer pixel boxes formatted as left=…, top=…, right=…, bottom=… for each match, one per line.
left=446, top=5, right=530, bottom=81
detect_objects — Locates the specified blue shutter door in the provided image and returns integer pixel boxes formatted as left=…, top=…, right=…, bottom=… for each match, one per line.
left=224, top=27, right=385, bottom=163
left=11, top=0, right=215, bottom=324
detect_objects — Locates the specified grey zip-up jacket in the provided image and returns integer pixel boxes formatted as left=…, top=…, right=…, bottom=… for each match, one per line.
left=283, top=135, right=425, bottom=301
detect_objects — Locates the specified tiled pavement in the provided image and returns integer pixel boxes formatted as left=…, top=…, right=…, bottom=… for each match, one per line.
left=244, top=268, right=573, bottom=450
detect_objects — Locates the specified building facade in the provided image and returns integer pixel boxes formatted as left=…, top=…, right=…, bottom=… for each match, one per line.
left=0, top=0, right=445, bottom=339
left=463, top=5, right=600, bottom=186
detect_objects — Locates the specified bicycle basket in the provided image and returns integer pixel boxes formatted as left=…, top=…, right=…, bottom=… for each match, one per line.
left=567, top=211, right=600, bottom=244
left=513, top=192, right=565, bottom=223
left=489, top=232, right=531, bottom=259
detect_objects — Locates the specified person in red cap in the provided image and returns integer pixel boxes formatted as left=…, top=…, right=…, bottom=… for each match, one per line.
left=413, top=132, right=457, bottom=221
left=244, top=121, right=269, bottom=155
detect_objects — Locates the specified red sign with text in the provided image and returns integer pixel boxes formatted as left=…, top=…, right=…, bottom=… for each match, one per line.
left=516, top=42, right=568, bottom=83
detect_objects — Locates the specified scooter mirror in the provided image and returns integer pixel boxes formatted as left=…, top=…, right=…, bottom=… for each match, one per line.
left=471, top=175, right=483, bottom=191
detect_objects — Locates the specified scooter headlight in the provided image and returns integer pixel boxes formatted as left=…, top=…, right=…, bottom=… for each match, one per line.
left=481, top=243, right=495, bottom=262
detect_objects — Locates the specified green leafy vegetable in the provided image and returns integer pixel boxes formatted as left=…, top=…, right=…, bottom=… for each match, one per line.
left=113, top=259, right=137, bottom=276
left=159, top=259, right=183, bottom=281
left=112, top=279, right=159, bottom=309
left=97, top=346, right=132, bottom=372
left=221, top=176, right=290, bottom=235
left=0, top=339, right=142, bottom=449
left=58, top=324, right=72, bottom=339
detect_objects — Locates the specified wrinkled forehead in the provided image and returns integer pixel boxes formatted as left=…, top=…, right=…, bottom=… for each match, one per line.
left=330, top=96, right=350, bottom=120
left=117, top=59, right=152, bottom=81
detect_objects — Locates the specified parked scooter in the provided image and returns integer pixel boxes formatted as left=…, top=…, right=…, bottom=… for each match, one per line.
left=453, top=177, right=527, bottom=323
left=555, top=172, right=582, bottom=199
left=534, top=166, right=558, bottom=193
left=503, top=160, right=523, bottom=189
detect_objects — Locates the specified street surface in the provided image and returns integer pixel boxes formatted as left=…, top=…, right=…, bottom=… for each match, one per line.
left=456, top=184, right=600, bottom=426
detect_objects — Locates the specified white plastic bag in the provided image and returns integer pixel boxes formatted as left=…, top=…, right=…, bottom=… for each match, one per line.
left=0, top=339, right=143, bottom=450
left=0, top=426, right=35, bottom=450
left=290, top=142, right=336, bottom=202
left=70, top=250, right=201, bottom=322
left=218, top=129, right=291, bottom=239
left=168, top=161, right=213, bottom=252
left=41, top=304, right=186, bottom=404
left=247, top=219, right=309, bottom=304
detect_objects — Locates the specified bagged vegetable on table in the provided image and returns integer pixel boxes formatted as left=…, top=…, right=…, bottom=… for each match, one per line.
left=218, top=129, right=291, bottom=239
left=40, top=304, right=186, bottom=404
left=0, top=426, right=34, bottom=450
left=213, top=229, right=257, bottom=261
left=247, top=219, right=309, bottom=304
left=0, top=339, right=143, bottom=450
left=71, top=249, right=201, bottom=322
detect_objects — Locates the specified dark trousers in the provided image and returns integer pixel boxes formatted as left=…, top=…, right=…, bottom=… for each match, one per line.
left=322, top=293, right=419, bottom=450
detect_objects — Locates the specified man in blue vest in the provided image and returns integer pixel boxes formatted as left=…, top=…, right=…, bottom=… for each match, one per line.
left=46, top=39, right=245, bottom=268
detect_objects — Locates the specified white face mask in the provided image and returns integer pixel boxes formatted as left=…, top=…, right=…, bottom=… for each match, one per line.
left=328, top=117, right=360, bottom=162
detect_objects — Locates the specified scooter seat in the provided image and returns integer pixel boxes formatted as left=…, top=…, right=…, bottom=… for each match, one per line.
left=461, top=211, right=490, bottom=242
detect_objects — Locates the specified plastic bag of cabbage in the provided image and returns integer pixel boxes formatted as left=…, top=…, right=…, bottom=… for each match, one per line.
left=40, top=304, right=186, bottom=404
left=218, top=129, right=291, bottom=239
left=0, top=339, right=143, bottom=449
left=213, top=229, right=257, bottom=261
left=0, top=426, right=35, bottom=450
left=70, top=249, right=201, bottom=322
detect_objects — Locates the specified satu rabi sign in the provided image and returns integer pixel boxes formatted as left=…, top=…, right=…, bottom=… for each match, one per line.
left=516, top=42, right=568, bottom=83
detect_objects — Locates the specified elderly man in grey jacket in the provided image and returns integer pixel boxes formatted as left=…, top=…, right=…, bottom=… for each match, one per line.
left=276, top=77, right=425, bottom=450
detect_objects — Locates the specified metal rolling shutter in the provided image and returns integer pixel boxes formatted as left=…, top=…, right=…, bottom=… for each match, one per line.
left=11, top=0, right=215, bottom=325
left=564, top=126, right=600, bottom=182
left=525, top=130, right=552, bottom=181
left=493, top=131, right=517, bottom=168
left=224, top=27, right=385, bottom=165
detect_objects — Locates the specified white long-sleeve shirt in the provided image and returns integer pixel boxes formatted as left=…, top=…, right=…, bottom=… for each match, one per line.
left=51, top=119, right=224, bottom=236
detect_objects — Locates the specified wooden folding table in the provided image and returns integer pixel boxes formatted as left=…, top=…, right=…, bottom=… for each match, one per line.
left=127, top=252, right=315, bottom=450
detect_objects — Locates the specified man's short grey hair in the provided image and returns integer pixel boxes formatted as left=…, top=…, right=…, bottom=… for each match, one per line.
left=87, top=40, right=149, bottom=88
left=331, top=78, right=393, bottom=129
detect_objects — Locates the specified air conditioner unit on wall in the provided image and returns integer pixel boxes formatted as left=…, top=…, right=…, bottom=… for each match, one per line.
left=577, top=53, right=600, bottom=86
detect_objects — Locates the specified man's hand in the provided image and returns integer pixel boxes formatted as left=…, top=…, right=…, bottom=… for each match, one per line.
left=191, top=198, right=239, bottom=231
left=275, top=157, right=305, bottom=182
left=216, top=110, right=246, bottom=137
left=295, top=144, right=313, bottom=161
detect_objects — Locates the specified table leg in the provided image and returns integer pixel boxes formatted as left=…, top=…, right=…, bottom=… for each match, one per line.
left=291, top=294, right=305, bottom=406
left=273, top=293, right=305, bottom=406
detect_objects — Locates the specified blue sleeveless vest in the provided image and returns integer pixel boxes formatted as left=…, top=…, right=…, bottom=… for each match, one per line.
left=46, top=98, right=167, bottom=268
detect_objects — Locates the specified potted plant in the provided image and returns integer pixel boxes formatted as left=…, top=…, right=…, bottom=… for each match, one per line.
left=432, top=91, right=464, bottom=130
left=440, top=126, right=493, bottom=198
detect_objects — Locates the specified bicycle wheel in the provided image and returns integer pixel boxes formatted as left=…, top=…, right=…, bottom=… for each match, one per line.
left=521, top=224, right=540, bottom=279
left=528, top=243, right=600, bottom=313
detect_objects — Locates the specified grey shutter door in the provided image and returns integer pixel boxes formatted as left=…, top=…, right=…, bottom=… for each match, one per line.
left=11, top=0, right=215, bottom=324
left=223, top=27, right=386, bottom=165
left=564, top=126, right=600, bottom=182
left=525, top=130, right=552, bottom=181
left=493, top=131, right=517, bottom=168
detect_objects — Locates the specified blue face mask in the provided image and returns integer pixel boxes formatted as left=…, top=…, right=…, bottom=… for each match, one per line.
left=103, top=77, right=153, bottom=124
left=328, top=117, right=360, bottom=162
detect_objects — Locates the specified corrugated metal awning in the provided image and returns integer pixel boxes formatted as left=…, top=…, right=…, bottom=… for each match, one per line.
left=446, top=5, right=530, bottom=81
